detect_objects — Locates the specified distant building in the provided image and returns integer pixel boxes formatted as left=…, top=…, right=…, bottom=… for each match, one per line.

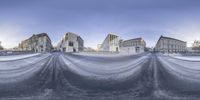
left=191, top=40, right=200, bottom=53
left=99, top=33, right=146, bottom=54
left=99, top=33, right=120, bottom=52
left=155, top=35, right=187, bottom=53
left=18, top=33, right=53, bottom=52
left=97, top=44, right=102, bottom=51
left=84, top=47, right=96, bottom=52
left=57, top=32, right=84, bottom=52
left=120, top=38, right=146, bottom=54
left=0, top=41, right=3, bottom=50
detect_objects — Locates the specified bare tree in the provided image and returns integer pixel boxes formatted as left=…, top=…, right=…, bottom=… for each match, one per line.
left=192, top=40, right=200, bottom=52
left=0, top=41, right=3, bottom=50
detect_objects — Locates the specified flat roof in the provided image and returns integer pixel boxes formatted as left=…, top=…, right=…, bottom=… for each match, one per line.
left=155, top=35, right=186, bottom=47
left=123, top=37, right=143, bottom=42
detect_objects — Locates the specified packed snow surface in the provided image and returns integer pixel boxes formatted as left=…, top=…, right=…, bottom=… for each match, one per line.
left=171, top=56, right=200, bottom=61
left=0, top=53, right=200, bottom=100
left=158, top=54, right=200, bottom=82
left=61, top=53, right=150, bottom=80
left=73, top=52, right=141, bottom=57
left=0, top=53, right=51, bottom=83
left=163, top=53, right=200, bottom=61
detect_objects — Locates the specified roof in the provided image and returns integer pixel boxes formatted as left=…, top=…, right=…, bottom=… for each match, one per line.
left=155, top=35, right=186, bottom=47
left=35, top=33, right=48, bottom=37
left=108, top=33, right=119, bottom=37
left=159, top=35, right=186, bottom=43
left=123, top=37, right=143, bottom=42
left=65, top=32, right=80, bottom=36
left=33, top=33, right=51, bottom=42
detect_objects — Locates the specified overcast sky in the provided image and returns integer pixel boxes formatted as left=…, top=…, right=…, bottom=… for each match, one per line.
left=0, top=0, right=200, bottom=49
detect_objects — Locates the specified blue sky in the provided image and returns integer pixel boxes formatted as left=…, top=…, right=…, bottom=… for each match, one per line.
left=0, top=0, right=200, bottom=49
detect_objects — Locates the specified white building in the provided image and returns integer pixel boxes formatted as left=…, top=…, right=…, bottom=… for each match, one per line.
left=18, top=33, right=53, bottom=52
left=119, top=38, right=146, bottom=54
left=155, top=35, right=187, bottom=53
left=57, top=32, right=84, bottom=52
left=99, top=33, right=119, bottom=52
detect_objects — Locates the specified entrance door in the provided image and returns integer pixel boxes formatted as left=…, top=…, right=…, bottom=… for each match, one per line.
left=116, top=47, right=118, bottom=52
left=63, top=47, right=66, bottom=52
left=136, top=47, right=140, bottom=53
left=73, top=48, right=76, bottom=52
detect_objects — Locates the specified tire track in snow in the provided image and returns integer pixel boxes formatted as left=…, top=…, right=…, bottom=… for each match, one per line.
left=155, top=54, right=200, bottom=99
left=57, top=53, right=156, bottom=98
left=61, top=53, right=150, bottom=80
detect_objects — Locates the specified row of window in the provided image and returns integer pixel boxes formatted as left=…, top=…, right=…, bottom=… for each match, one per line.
left=161, top=39, right=186, bottom=45
left=109, top=35, right=118, bottom=45
left=122, top=40, right=143, bottom=47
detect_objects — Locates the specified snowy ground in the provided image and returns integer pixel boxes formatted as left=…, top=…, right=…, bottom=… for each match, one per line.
left=171, top=56, right=200, bottom=61
left=61, top=53, right=150, bottom=80
left=0, top=52, right=200, bottom=100
left=73, top=52, right=143, bottom=57
left=0, top=53, right=51, bottom=83
left=0, top=53, right=41, bottom=61
left=163, top=53, right=200, bottom=61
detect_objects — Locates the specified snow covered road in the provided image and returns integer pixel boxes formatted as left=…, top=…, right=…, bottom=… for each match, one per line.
left=0, top=52, right=200, bottom=100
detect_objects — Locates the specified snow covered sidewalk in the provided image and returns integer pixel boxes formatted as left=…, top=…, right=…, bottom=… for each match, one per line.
left=158, top=55, right=200, bottom=82
left=72, top=52, right=144, bottom=57
left=172, top=56, right=200, bottom=61
left=162, top=53, right=200, bottom=61
left=0, top=53, right=41, bottom=61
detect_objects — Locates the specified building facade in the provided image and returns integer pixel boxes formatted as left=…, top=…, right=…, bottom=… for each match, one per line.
left=57, top=32, right=84, bottom=52
left=120, top=38, right=146, bottom=54
left=18, top=33, right=53, bottom=52
left=99, top=33, right=119, bottom=52
left=155, top=35, right=187, bottom=53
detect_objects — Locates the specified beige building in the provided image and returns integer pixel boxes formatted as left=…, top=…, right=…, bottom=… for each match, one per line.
left=120, top=38, right=146, bottom=54
left=99, top=33, right=119, bottom=52
left=155, top=35, right=187, bottom=53
left=18, top=33, right=53, bottom=52
left=57, top=32, right=84, bottom=52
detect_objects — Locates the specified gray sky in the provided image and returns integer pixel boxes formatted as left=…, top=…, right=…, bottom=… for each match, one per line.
left=0, top=0, right=200, bottom=49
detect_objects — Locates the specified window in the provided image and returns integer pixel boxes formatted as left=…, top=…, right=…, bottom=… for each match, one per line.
left=40, top=45, right=43, bottom=48
left=69, top=41, right=73, bottom=46
left=65, top=37, right=68, bottom=40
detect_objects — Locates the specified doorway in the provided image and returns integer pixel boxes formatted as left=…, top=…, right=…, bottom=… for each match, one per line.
left=116, top=47, right=118, bottom=52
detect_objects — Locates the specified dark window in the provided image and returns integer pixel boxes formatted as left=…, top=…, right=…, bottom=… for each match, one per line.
left=63, top=47, right=66, bottom=52
left=69, top=42, right=73, bottom=46
left=73, top=48, right=76, bottom=52
left=65, top=37, right=68, bottom=40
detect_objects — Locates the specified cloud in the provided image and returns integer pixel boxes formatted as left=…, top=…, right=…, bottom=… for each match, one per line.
left=0, top=0, right=200, bottom=49
left=0, top=23, right=29, bottom=49
left=161, top=22, right=200, bottom=47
